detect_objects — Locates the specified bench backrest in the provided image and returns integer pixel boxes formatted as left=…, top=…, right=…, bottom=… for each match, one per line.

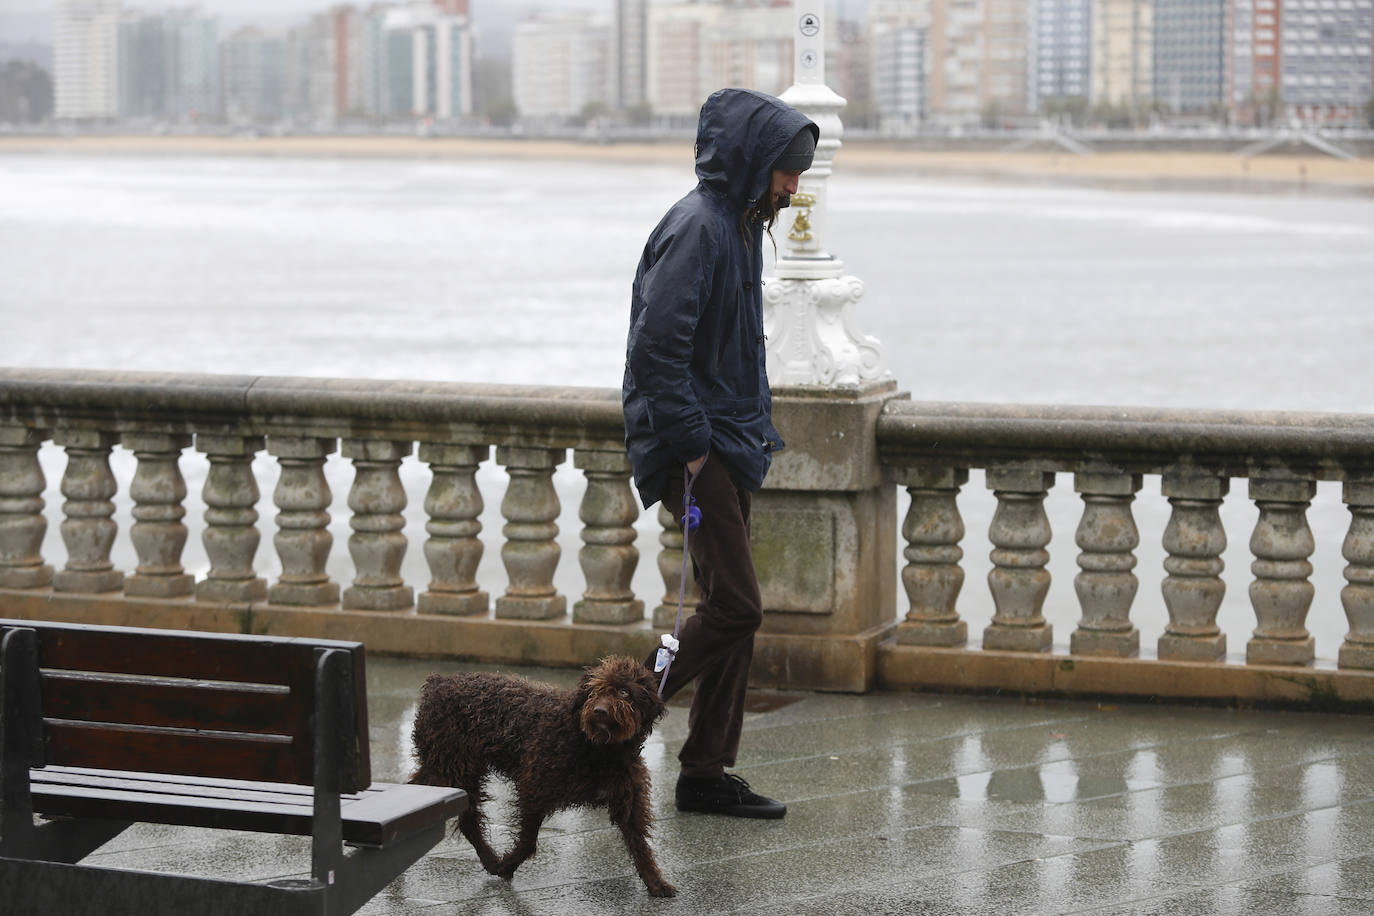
left=0, top=620, right=371, bottom=792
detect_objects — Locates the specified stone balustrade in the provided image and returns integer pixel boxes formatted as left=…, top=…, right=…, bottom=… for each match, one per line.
left=2, top=369, right=1373, bottom=707
left=877, top=400, right=1374, bottom=705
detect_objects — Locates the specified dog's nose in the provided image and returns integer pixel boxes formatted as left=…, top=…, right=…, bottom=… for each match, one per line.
left=593, top=702, right=610, bottom=717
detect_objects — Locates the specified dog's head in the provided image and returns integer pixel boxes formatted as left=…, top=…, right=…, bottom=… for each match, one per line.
left=574, top=655, right=667, bottom=746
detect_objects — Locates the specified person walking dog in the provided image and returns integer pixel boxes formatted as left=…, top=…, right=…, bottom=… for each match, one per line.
left=622, top=88, right=817, bottom=820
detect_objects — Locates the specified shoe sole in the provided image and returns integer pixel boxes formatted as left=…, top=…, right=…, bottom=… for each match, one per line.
left=675, top=803, right=787, bottom=819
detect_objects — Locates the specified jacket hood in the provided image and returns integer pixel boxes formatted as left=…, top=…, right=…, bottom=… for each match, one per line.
left=693, top=88, right=819, bottom=211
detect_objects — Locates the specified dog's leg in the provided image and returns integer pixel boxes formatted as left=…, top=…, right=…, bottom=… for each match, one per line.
left=493, top=798, right=547, bottom=881
left=610, top=766, right=676, bottom=897
left=458, top=802, right=504, bottom=875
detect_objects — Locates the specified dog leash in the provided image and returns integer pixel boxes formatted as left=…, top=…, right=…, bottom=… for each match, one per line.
left=655, top=459, right=704, bottom=696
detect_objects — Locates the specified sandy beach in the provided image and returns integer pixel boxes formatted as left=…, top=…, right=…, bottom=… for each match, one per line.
left=1, top=133, right=1372, bottom=192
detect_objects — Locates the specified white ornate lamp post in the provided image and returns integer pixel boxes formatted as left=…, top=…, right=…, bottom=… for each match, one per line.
left=748, top=6, right=902, bottom=694
left=765, top=5, right=890, bottom=389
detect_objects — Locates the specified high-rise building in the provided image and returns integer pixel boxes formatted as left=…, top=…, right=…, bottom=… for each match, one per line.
left=983, top=0, right=1032, bottom=120
left=1278, top=0, right=1372, bottom=122
left=1153, top=0, right=1226, bottom=113
left=645, top=1, right=792, bottom=121
left=871, top=24, right=928, bottom=133
left=614, top=0, right=648, bottom=111
left=1227, top=0, right=1281, bottom=123
left=1029, top=0, right=1092, bottom=113
left=1090, top=0, right=1152, bottom=109
left=371, top=4, right=474, bottom=121
left=54, top=0, right=121, bottom=120
left=118, top=12, right=167, bottom=119
left=512, top=11, right=610, bottom=120
left=284, top=12, right=334, bottom=123
left=165, top=9, right=219, bottom=120
left=646, top=3, right=719, bottom=120
left=830, top=17, right=873, bottom=125
left=928, top=0, right=986, bottom=124
left=222, top=27, right=286, bottom=123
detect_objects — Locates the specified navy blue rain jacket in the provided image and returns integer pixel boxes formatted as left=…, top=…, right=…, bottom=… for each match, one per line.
left=623, top=89, right=818, bottom=509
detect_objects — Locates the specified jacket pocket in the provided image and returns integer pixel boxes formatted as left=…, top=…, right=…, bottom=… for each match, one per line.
left=704, top=394, right=761, bottom=420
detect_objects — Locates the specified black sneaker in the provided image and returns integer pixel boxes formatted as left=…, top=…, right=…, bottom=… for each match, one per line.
left=675, top=773, right=787, bottom=819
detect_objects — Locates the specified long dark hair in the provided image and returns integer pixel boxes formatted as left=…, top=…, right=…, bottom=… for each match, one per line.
left=739, top=191, right=781, bottom=254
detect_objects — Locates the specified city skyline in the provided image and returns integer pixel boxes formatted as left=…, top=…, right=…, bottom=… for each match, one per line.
left=11, top=0, right=1374, bottom=129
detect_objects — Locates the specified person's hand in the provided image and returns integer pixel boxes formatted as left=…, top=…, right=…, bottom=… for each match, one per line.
left=687, top=454, right=707, bottom=476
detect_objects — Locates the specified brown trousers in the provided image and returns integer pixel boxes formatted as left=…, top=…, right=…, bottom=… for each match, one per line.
left=647, top=456, right=764, bottom=780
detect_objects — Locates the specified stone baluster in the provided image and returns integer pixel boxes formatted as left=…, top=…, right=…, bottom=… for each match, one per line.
left=1247, top=475, right=1317, bottom=665
left=1070, top=470, right=1142, bottom=657
left=983, top=467, right=1055, bottom=651
left=417, top=443, right=489, bottom=615
left=195, top=435, right=267, bottom=603
left=653, top=503, right=702, bottom=629
left=1158, top=471, right=1229, bottom=660
left=893, top=466, right=968, bottom=646
left=122, top=433, right=194, bottom=598
left=52, top=430, right=123, bottom=593
left=494, top=446, right=566, bottom=620
left=341, top=439, right=414, bottom=612
left=573, top=449, right=643, bottom=624
left=0, top=427, right=53, bottom=589
left=1339, top=477, right=1374, bottom=669
left=267, top=436, right=339, bottom=607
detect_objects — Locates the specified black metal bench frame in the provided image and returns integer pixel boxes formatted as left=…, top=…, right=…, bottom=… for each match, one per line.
left=0, top=619, right=466, bottom=916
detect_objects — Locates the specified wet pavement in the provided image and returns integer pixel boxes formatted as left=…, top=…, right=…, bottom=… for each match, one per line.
left=85, top=656, right=1374, bottom=915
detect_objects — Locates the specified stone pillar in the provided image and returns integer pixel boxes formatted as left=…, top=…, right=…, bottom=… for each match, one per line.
left=983, top=467, right=1055, bottom=652
left=893, top=466, right=968, bottom=646
left=341, top=439, right=413, bottom=612
left=267, top=436, right=340, bottom=607
left=494, top=446, right=566, bottom=620
left=1339, top=477, right=1374, bottom=669
left=0, top=427, right=53, bottom=589
left=1247, top=475, right=1317, bottom=665
left=417, top=443, right=489, bottom=616
left=653, top=502, right=702, bottom=629
left=52, top=430, right=123, bottom=594
left=1158, top=471, right=1229, bottom=660
left=573, top=450, right=643, bottom=625
left=1069, top=470, right=1142, bottom=657
left=195, top=435, right=267, bottom=603
left=122, top=433, right=194, bottom=598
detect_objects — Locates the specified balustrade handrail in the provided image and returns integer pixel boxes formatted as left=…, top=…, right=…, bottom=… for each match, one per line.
left=878, top=399, right=1374, bottom=478
left=0, top=368, right=625, bottom=449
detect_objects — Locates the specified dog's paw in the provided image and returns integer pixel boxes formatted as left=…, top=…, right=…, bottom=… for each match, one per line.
left=647, top=880, right=677, bottom=898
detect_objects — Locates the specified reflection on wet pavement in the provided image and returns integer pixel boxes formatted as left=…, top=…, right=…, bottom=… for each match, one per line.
left=85, top=656, right=1374, bottom=915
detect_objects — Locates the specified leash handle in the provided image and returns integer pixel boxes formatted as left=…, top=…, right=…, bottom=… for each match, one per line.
left=656, top=458, right=705, bottom=696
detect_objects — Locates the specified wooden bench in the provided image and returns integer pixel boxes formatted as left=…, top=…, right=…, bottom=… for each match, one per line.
left=0, top=619, right=466, bottom=915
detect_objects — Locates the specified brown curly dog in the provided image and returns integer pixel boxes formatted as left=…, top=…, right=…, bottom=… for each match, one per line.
left=409, top=656, right=675, bottom=897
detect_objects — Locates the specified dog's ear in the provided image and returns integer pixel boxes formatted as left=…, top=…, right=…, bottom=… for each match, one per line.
left=571, top=668, right=594, bottom=711
left=633, top=666, right=668, bottom=739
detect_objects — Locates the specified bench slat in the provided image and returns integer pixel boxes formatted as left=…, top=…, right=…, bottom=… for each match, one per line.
left=33, top=766, right=333, bottom=806
left=42, top=672, right=296, bottom=735
left=45, top=720, right=304, bottom=785
left=31, top=769, right=465, bottom=847
left=30, top=625, right=323, bottom=685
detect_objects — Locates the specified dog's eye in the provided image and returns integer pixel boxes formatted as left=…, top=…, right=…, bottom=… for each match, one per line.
left=618, top=689, right=629, bottom=698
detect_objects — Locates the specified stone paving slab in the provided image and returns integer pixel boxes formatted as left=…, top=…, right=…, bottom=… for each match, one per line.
left=79, top=656, right=1374, bottom=915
